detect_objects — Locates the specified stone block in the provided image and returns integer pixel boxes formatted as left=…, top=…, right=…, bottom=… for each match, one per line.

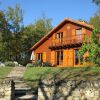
left=94, top=91, right=99, bottom=97
left=38, top=92, right=44, bottom=97
left=5, top=91, right=11, bottom=96
left=67, top=96, right=73, bottom=100
left=73, top=97, right=80, bottom=100
left=85, top=90, right=95, bottom=98
left=92, top=97, right=100, bottom=100
left=72, top=90, right=81, bottom=96
left=94, top=82, right=99, bottom=88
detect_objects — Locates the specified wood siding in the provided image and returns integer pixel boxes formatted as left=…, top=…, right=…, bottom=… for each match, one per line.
left=33, top=21, right=93, bottom=67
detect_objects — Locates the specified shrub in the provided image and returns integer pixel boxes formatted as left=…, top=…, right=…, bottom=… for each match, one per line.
left=26, top=63, right=34, bottom=67
left=42, top=62, right=52, bottom=67
left=5, top=61, right=15, bottom=67
left=33, top=60, right=42, bottom=67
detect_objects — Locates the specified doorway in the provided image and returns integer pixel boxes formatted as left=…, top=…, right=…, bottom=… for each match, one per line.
left=56, top=50, right=63, bottom=65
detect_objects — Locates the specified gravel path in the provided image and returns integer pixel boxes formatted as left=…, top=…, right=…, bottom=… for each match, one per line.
left=7, top=67, right=26, bottom=79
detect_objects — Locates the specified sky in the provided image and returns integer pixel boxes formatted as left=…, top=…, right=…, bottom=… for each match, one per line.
left=0, top=0, right=97, bottom=26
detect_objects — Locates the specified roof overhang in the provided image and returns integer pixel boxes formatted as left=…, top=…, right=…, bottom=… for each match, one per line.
left=30, top=18, right=94, bottom=51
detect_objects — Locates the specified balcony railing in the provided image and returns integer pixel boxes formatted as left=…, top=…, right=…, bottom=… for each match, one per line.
left=49, top=34, right=85, bottom=49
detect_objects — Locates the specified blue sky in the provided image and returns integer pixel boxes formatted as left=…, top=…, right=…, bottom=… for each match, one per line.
left=0, top=0, right=97, bottom=26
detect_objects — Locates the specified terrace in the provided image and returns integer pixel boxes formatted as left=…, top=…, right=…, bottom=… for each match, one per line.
left=49, top=34, right=85, bottom=49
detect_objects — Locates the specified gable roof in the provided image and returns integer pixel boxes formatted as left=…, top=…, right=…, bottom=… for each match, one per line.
left=30, top=18, right=93, bottom=50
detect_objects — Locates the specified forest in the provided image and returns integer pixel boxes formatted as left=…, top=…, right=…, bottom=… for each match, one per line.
left=0, top=0, right=100, bottom=65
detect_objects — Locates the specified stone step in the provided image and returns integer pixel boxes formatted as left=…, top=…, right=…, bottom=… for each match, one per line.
left=15, top=87, right=32, bottom=95
left=14, top=81, right=31, bottom=89
left=16, top=94, right=37, bottom=100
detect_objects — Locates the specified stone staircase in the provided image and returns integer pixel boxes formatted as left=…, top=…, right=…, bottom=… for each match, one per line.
left=7, top=67, right=37, bottom=100
left=14, top=80, right=37, bottom=100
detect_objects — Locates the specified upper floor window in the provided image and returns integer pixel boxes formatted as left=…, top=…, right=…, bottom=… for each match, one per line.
left=76, top=28, right=82, bottom=35
left=56, top=32, right=63, bottom=39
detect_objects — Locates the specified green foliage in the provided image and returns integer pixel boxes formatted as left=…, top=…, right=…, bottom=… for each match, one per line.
left=5, top=61, right=15, bottom=67
left=26, top=61, right=52, bottom=67
left=93, top=0, right=100, bottom=5
left=78, top=19, right=88, bottom=23
left=32, top=60, right=42, bottom=67
left=0, top=67, right=12, bottom=79
left=26, top=63, right=34, bottom=68
left=0, top=5, right=53, bottom=65
left=0, top=11, right=12, bottom=61
left=24, top=67, right=100, bottom=82
left=89, top=15, right=100, bottom=31
left=42, top=62, right=52, bottom=67
left=20, top=15, right=52, bottom=65
left=0, top=4, right=24, bottom=63
left=92, top=0, right=100, bottom=29
left=6, top=4, right=24, bottom=62
left=79, top=29, right=100, bottom=66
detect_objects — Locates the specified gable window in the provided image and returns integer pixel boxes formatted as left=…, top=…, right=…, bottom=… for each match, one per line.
left=56, top=32, right=63, bottom=39
left=76, top=28, right=82, bottom=35
left=76, top=28, right=82, bottom=42
left=37, top=53, right=43, bottom=61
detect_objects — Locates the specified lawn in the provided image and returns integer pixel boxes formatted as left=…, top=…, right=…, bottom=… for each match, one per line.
left=0, top=67, right=12, bottom=79
left=24, top=67, right=100, bottom=81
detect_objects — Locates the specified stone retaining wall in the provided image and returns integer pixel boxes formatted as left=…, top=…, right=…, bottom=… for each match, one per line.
left=0, top=79, right=15, bottom=100
left=38, top=80, right=100, bottom=100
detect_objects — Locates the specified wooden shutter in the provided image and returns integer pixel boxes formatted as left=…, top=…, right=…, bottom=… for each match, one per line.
left=67, top=49, right=74, bottom=67
left=51, top=51, right=55, bottom=66
left=43, top=52, right=46, bottom=62
left=63, top=50, right=68, bottom=67
left=82, top=28, right=86, bottom=34
left=72, top=29, right=76, bottom=43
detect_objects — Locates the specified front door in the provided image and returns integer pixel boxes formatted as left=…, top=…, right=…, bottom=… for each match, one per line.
left=56, top=51, right=63, bottom=65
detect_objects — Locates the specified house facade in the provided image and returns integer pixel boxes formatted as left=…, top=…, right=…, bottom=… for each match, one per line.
left=30, top=18, right=94, bottom=67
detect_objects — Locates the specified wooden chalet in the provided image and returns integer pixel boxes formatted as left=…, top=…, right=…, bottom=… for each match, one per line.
left=30, top=18, right=99, bottom=67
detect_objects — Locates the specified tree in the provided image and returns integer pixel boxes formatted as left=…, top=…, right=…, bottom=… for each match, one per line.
left=89, top=15, right=100, bottom=31
left=93, top=0, right=100, bottom=5
left=0, top=11, right=12, bottom=61
left=79, top=29, right=100, bottom=66
left=6, top=4, right=24, bottom=62
left=0, top=6, right=53, bottom=65
left=78, top=19, right=88, bottom=24
left=19, top=15, right=53, bottom=65
left=90, top=0, right=100, bottom=31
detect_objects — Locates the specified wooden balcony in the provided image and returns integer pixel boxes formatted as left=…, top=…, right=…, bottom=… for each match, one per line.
left=49, top=34, right=85, bottom=49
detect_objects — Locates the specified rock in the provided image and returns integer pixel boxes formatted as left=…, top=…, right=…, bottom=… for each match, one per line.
left=19, top=64, right=23, bottom=67
left=13, top=61, right=19, bottom=67
left=17, top=94, right=37, bottom=100
left=0, top=63, right=5, bottom=67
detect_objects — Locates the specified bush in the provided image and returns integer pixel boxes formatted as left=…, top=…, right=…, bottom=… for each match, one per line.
left=5, top=61, right=15, bottom=67
left=26, top=63, right=34, bottom=67
left=42, top=62, right=52, bottom=67
left=33, top=60, right=42, bottom=67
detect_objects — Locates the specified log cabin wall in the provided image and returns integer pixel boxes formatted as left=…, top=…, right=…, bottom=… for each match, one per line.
left=33, top=21, right=92, bottom=67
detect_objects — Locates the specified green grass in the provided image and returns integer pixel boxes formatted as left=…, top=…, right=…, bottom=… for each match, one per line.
left=24, top=67, right=100, bottom=81
left=0, top=67, right=12, bottom=79
left=23, top=67, right=100, bottom=89
left=24, top=67, right=60, bottom=81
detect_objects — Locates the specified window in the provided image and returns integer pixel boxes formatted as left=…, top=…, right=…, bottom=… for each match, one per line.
left=76, top=28, right=82, bottom=35
left=37, top=53, right=43, bottom=61
left=56, top=32, right=63, bottom=39
left=75, top=49, right=83, bottom=65
left=56, top=50, right=63, bottom=65
left=76, top=28, right=82, bottom=42
left=75, top=49, right=79, bottom=65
